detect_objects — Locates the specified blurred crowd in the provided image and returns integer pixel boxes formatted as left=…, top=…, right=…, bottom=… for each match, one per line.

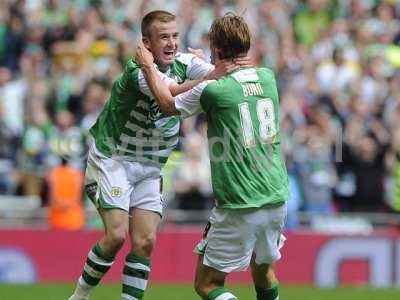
left=0, top=0, right=400, bottom=227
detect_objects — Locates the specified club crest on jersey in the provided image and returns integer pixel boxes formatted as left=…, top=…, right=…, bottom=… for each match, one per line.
left=148, top=98, right=163, bottom=121
left=111, top=187, right=122, bottom=198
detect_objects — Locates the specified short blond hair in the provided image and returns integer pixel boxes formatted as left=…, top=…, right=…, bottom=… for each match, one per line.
left=141, top=10, right=176, bottom=38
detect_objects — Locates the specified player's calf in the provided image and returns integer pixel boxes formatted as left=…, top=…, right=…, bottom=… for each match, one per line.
left=194, top=257, right=238, bottom=300
left=255, top=285, right=279, bottom=300
left=251, top=261, right=280, bottom=300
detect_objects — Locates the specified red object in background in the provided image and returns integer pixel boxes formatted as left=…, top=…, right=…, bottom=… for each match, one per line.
left=0, top=228, right=399, bottom=286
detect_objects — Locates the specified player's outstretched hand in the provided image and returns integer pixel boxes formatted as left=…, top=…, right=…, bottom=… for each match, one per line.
left=188, top=47, right=206, bottom=61
left=136, top=43, right=154, bottom=69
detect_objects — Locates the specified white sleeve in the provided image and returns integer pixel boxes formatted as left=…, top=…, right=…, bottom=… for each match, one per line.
left=187, top=56, right=214, bottom=80
left=175, top=53, right=214, bottom=80
left=138, top=68, right=176, bottom=97
left=175, top=81, right=208, bottom=118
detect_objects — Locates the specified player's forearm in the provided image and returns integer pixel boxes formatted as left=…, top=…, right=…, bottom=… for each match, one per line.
left=170, top=79, right=203, bottom=96
left=141, top=66, right=179, bottom=116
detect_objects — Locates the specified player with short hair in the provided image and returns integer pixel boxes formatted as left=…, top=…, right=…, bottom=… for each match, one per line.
left=67, top=10, right=250, bottom=300
left=136, top=13, right=289, bottom=300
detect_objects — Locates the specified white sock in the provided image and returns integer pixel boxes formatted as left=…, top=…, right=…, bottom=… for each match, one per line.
left=76, top=277, right=92, bottom=296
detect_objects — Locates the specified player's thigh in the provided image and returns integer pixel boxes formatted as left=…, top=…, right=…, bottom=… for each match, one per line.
left=200, top=209, right=257, bottom=273
left=99, top=207, right=130, bottom=235
left=129, top=207, right=161, bottom=244
left=85, top=147, right=133, bottom=212
left=253, top=204, right=287, bottom=265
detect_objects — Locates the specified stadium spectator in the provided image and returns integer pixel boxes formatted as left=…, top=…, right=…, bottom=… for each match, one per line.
left=294, top=0, right=332, bottom=46
left=316, top=47, right=359, bottom=95
left=45, top=158, right=85, bottom=230
left=296, top=124, right=337, bottom=214
left=385, top=126, right=400, bottom=211
left=338, top=120, right=391, bottom=212
left=173, top=122, right=213, bottom=210
left=0, top=102, right=19, bottom=195
left=79, top=81, right=108, bottom=132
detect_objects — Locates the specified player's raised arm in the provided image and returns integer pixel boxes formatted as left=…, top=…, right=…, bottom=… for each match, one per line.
left=170, top=79, right=203, bottom=96
left=136, top=44, right=251, bottom=117
left=136, top=43, right=180, bottom=115
left=139, top=68, right=203, bottom=97
left=136, top=43, right=204, bottom=98
left=137, top=43, right=207, bottom=118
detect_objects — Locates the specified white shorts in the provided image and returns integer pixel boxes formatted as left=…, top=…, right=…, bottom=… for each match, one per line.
left=84, top=142, right=163, bottom=215
left=195, top=203, right=287, bottom=273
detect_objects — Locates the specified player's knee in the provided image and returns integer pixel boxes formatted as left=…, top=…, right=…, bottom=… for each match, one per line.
left=106, top=228, right=127, bottom=251
left=133, top=234, right=156, bottom=256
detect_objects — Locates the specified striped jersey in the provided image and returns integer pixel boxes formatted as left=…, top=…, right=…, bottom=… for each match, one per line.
left=89, top=53, right=213, bottom=165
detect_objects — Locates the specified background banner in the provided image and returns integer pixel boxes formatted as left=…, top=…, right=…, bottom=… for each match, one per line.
left=0, top=228, right=398, bottom=286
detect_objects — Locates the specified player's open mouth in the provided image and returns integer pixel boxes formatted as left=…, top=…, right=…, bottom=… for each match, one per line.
left=163, top=50, right=175, bottom=59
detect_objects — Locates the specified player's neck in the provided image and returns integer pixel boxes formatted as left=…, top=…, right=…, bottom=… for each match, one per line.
left=157, top=63, right=170, bottom=73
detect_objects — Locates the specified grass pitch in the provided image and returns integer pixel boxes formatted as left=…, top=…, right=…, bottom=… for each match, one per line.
left=0, top=283, right=399, bottom=300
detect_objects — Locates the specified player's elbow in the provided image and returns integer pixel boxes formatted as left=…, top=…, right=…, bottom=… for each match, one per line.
left=159, top=98, right=179, bottom=116
left=170, top=88, right=179, bottom=97
left=169, top=84, right=181, bottom=97
left=163, top=106, right=178, bottom=116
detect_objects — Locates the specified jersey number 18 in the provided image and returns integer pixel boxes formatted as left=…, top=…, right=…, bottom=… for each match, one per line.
left=238, top=98, right=277, bottom=148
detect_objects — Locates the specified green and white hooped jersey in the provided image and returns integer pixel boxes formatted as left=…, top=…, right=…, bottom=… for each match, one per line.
left=175, top=67, right=289, bottom=209
left=89, top=53, right=213, bottom=166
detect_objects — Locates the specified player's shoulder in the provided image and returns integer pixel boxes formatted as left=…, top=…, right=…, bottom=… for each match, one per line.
left=255, top=67, right=277, bottom=85
left=256, top=67, right=276, bottom=78
left=202, top=79, right=217, bottom=89
left=189, top=80, right=215, bottom=96
left=174, top=52, right=198, bottom=66
left=198, top=79, right=219, bottom=96
left=124, top=58, right=140, bottom=74
left=228, top=68, right=276, bottom=88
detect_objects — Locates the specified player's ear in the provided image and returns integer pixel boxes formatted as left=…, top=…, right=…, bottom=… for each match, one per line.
left=142, top=36, right=151, bottom=49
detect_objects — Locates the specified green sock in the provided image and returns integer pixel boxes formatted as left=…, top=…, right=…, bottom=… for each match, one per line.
left=72, top=242, right=115, bottom=298
left=255, top=284, right=279, bottom=300
left=81, top=242, right=114, bottom=287
left=122, top=252, right=151, bottom=300
left=207, top=287, right=238, bottom=300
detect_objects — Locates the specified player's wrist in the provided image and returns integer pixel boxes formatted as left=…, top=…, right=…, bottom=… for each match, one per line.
left=139, top=62, right=154, bottom=71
